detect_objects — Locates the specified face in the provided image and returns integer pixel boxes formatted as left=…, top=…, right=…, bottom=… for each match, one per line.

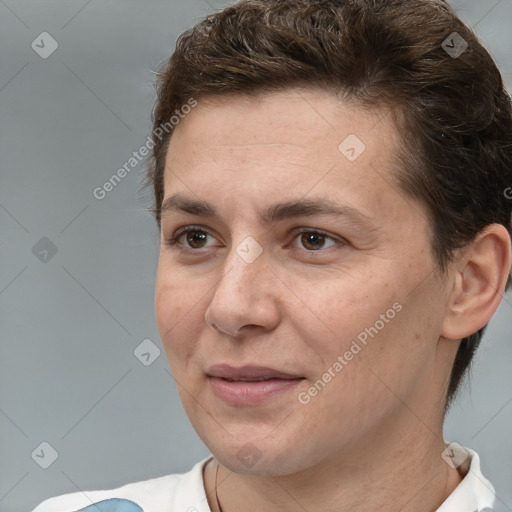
left=155, top=88, right=453, bottom=476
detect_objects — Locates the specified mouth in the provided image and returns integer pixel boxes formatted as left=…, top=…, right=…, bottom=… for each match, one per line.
left=207, top=364, right=303, bottom=381
left=220, top=377, right=284, bottom=382
left=206, top=364, right=305, bottom=406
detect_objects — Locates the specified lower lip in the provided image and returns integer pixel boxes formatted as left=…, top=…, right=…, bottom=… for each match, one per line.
left=208, top=377, right=304, bottom=406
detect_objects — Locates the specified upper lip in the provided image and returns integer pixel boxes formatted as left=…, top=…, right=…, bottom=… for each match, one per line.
left=207, top=364, right=304, bottom=381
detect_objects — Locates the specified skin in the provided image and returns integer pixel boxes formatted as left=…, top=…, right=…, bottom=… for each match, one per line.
left=154, top=88, right=511, bottom=512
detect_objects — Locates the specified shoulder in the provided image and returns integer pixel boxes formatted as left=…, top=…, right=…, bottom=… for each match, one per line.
left=31, top=474, right=180, bottom=512
left=31, top=457, right=212, bottom=512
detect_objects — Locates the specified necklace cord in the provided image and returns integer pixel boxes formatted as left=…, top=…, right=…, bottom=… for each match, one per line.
left=215, top=461, right=224, bottom=512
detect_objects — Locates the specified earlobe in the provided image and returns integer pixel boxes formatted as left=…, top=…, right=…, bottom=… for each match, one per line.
left=441, top=224, right=512, bottom=341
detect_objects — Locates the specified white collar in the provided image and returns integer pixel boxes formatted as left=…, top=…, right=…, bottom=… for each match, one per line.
left=436, top=444, right=495, bottom=511
left=173, top=445, right=495, bottom=512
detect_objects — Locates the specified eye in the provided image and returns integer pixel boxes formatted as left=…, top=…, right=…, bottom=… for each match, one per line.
left=164, top=226, right=220, bottom=250
left=291, top=229, right=341, bottom=251
left=164, top=226, right=345, bottom=254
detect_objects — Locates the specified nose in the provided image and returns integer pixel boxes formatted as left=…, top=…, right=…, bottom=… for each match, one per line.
left=204, top=241, right=281, bottom=338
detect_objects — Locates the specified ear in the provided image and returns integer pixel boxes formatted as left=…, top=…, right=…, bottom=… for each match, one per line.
left=441, top=224, right=512, bottom=341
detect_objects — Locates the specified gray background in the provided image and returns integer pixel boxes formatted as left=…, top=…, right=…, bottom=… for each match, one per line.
left=0, top=1, right=511, bottom=511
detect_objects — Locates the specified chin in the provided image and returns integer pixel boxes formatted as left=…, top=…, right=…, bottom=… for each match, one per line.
left=199, top=428, right=327, bottom=477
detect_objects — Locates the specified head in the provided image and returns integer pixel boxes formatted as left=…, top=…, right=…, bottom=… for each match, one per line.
left=144, top=0, right=512, bottom=473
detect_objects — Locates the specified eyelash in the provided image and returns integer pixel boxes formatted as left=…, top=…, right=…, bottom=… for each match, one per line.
left=163, top=225, right=346, bottom=254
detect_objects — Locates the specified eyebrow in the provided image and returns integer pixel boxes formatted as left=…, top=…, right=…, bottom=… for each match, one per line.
left=160, top=193, right=376, bottom=229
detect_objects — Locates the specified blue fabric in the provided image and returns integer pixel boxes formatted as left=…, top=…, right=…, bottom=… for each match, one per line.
left=72, top=499, right=143, bottom=512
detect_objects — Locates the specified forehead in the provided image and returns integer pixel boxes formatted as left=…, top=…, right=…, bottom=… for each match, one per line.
left=166, top=89, right=396, bottom=179
left=163, top=89, right=403, bottom=218
left=167, top=88, right=391, bottom=158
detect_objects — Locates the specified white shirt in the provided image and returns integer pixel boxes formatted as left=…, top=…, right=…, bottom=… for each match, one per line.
left=31, top=445, right=495, bottom=512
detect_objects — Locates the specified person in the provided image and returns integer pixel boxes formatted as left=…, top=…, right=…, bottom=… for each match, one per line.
left=32, top=0, right=512, bottom=511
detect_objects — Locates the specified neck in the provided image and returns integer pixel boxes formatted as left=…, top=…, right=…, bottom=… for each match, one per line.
left=205, top=417, right=464, bottom=512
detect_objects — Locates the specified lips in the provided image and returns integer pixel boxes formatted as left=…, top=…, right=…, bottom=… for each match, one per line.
left=207, top=364, right=305, bottom=406
left=207, top=364, right=303, bottom=381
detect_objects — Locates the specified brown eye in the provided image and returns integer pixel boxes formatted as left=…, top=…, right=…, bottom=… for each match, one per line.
left=294, top=230, right=338, bottom=251
left=185, top=230, right=209, bottom=249
left=165, top=227, right=219, bottom=250
left=301, top=232, right=326, bottom=250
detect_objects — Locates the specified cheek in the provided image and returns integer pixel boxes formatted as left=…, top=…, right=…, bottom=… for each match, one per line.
left=290, top=271, right=416, bottom=412
left=294, top=272, right=398, bottom=357
left=155, top=281, right=179, bottom=339
left=155, top=268, right=202, bottom=363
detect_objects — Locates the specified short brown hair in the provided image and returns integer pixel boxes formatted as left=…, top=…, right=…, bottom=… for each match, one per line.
left=144, top=0, right=512, bottom=408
